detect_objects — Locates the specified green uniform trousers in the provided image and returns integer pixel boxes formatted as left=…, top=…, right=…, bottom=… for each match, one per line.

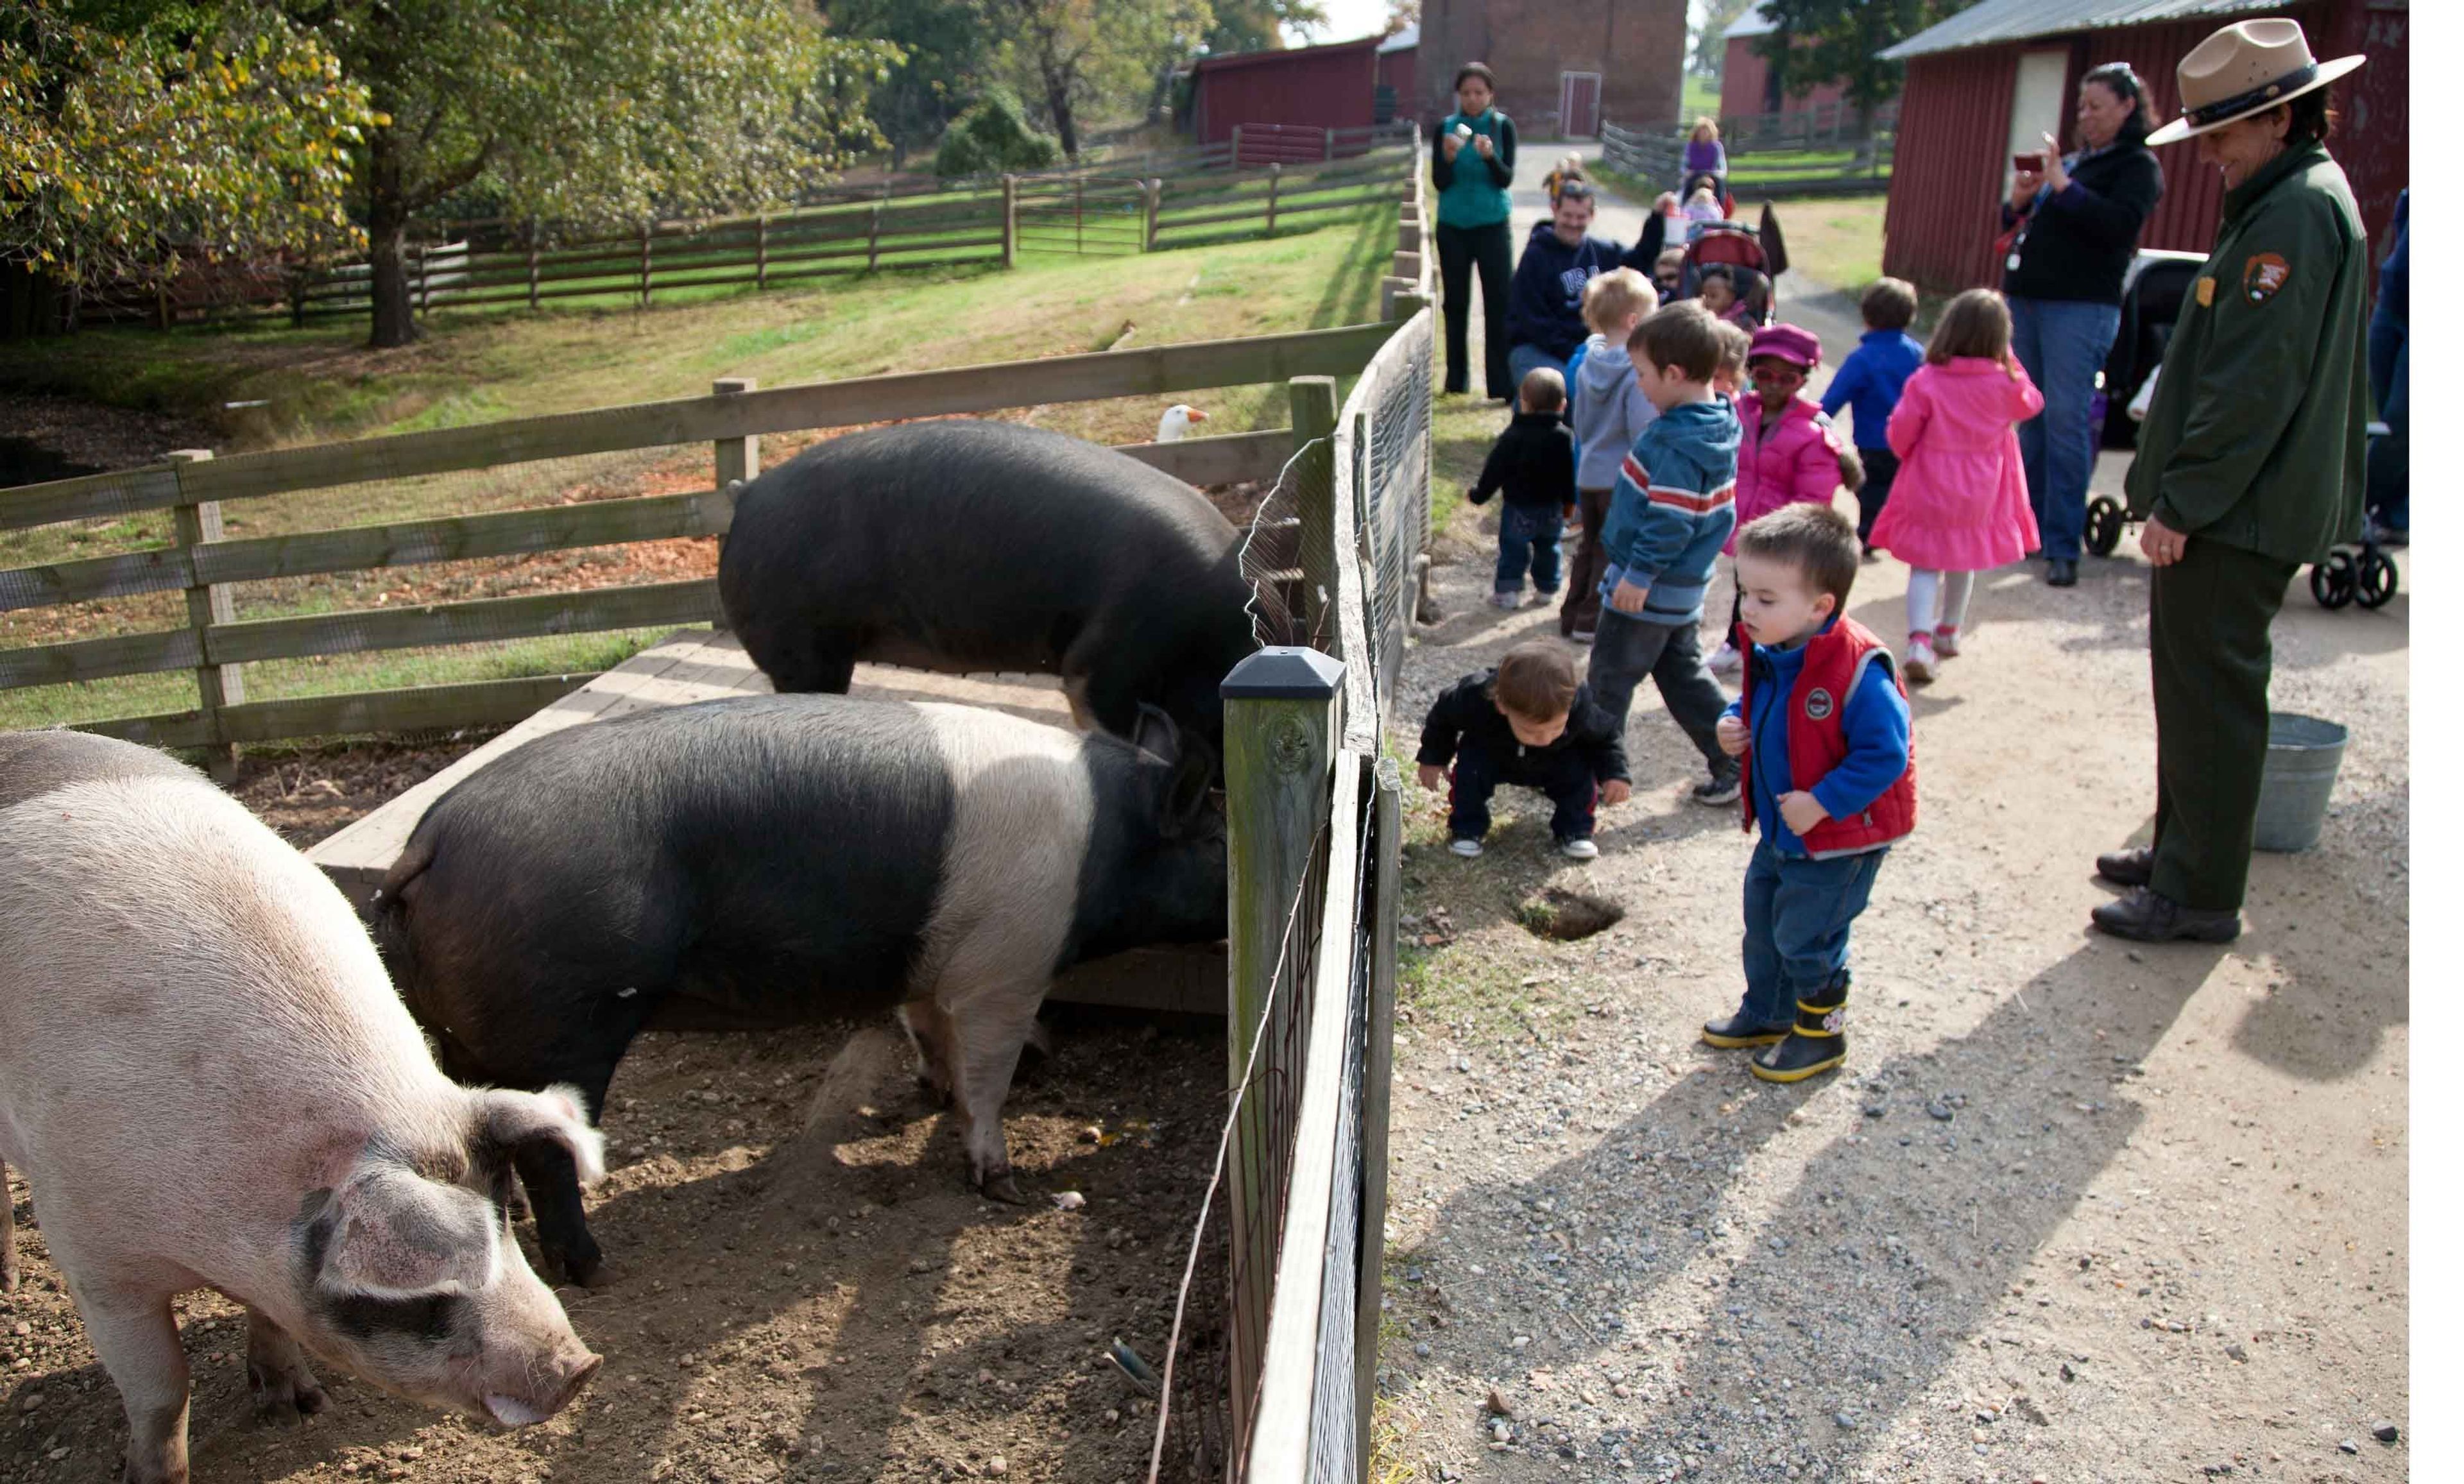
left=2148, top=539, right=2299, bottom=912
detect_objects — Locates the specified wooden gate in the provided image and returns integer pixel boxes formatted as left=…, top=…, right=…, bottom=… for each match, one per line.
left=1559, top=71, right=1602, bottom=139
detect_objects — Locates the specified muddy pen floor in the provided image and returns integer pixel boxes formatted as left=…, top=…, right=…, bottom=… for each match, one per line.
left=1, top=737, right=1235, bottom=1484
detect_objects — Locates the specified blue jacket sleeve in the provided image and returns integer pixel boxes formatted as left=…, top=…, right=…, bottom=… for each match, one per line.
left=1806, top=663, right=1911, bottom=821
left=1504, top=248, right=1556, bottom=352
left=1819, top=352, right=1863, bottom=420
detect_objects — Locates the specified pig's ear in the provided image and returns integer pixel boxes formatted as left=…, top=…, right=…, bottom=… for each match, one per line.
left=317, top=1167, right=497, bottom=1297
left=1131, top=703, right=1182, bottom=765
left=1159, top=735, right=1220, bottom=839
left=481, top=1086, right=608, bottom=1189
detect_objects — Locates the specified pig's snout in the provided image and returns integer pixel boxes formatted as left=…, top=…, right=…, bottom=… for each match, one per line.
left=483, top=1350, right=600, bottom=1429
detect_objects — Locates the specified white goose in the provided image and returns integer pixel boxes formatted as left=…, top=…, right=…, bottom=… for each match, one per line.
left=1156, top=404, right=1210, bottom=443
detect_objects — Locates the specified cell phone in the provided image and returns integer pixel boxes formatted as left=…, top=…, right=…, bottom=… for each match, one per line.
left=2014, top=152, right=2044, bottom=173
left=1454, top=123, right=1473, bottom=141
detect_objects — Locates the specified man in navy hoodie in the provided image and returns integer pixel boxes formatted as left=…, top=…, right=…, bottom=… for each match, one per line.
left=1503, top=180, right=1667, bottom=391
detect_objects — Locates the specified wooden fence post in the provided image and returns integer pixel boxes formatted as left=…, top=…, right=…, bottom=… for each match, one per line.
left=1288, top=374, right=1339, bottom=647
left=1074, top=176, right=1085, bottom=255
left=1354, top=756, right=1401, bottom=1474
left=1001, top=175, right=1018, bottom=269
left=526, top=225, right=542, bottom=311
left=1143, top=177, right=1162, bottom=251
left=1231, top=123, right=1244, bottom=167
left=1323, top=126, right=1335, bottom=162
left=167, top=448, right=241, bottom=781
left=755, top=214, right=769, bottom=289
left=708, top=378, right=757, bottom=631
left=868, top=185, right=887, bottom=271
left=1218, top=642, right=1343, bottom=1462
left=1266, top=162, right=1281, bottom=239
left=415, top=243, right=429, bottom=318
left=638, top=221, right=653, bottom=307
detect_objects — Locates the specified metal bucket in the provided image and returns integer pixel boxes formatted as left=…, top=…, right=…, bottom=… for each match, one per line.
left=2252, top=712, right=2348, bottom=853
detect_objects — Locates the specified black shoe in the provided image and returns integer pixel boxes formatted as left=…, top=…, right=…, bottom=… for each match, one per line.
left=1692, top=771, right=1742, bottom=806
left=2046, top=558, right=2078, bottom=587
left=2094, top=845, right=2154, bottom=887
left=2089, top=886, right=2241, bottom=943
left=1752, top=976, right=1848, bottom=1083
left=1700, top=1011, right=1790, bottom=1049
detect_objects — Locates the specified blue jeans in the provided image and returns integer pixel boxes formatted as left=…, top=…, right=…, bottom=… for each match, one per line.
left=1494, top=503, right=1564, bottom=597
left=2008, top=296, right=2121, bottom=563
left=1507, top=342, right=1567, bottom=392
left=1737, top=837, right=1885, bottom=1027
left=1447, top=736, right=1598, bottom=843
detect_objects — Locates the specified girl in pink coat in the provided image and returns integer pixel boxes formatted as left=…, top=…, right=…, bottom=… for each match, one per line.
left=1869, top=288, right=2044, bottom=682
left=1709, top=321, right=1861, bottom=672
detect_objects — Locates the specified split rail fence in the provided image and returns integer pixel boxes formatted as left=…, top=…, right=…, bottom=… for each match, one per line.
left=1602, top=107, right=1897, bottom=198
left=78, top=126, right=1417, bottom=328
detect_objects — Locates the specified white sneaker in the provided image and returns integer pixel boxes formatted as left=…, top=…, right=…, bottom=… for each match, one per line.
left=1708, top=640, right=1743, bottom=674
left=1932, top=626, right=1960, bottom=658
left=1450, top=837, right=1484, bottom=857
left=1903, top=635, right=1937, bottom=684
left=1489, top=592, right=1521, bottom=610
left=1569, top=628, right=1596, bottom=645
left=1559, top=837, right=1600, bottom=860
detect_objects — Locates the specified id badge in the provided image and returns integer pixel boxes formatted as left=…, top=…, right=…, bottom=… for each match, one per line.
left=2006, top=252, right=2022, bottom=272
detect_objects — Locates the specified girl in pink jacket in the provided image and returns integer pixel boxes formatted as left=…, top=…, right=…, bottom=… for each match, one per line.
left=1709, top=322, right=1861, bottom=672
left=1868, top=289, right=2044, bottom=682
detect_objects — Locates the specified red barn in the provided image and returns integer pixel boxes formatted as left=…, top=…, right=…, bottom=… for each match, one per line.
left=1719, top=2, right=1849, bottom=122
left=1418, top=0, right=1689, bottom=139
left=1880, top=0, right=2408, bottom=294
left=1188, top=35, right=1381, bottom=157
left=1378, top=26, right=1419, bottom=124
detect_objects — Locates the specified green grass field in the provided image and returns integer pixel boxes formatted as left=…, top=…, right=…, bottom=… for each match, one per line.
left=0, top=205, right=1403, bottom=735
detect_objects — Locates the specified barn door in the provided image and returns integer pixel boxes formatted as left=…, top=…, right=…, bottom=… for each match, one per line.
left=1559, top=71, right=1602, bottom=139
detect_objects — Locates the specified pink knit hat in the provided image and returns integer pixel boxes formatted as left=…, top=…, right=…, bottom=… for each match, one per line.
left=1747, top=322, right=1821, bottom=370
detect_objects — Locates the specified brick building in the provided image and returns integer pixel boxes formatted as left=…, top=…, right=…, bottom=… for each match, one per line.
left=1718, top=2, right=1848, bottom=121
left=1417, top=0, right=1689, bottom=139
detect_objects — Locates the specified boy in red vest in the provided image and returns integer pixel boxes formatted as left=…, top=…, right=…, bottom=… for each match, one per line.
left=1708, top=503, right=1916, bottom=1082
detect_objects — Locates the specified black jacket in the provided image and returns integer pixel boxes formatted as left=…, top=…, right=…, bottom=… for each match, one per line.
left=1417, top=670, right=1630, bottom=783
left=1469, top=410, right=1578, bottom=511
left=1505, top=217, right=1668, bottom=362
left=2001, top=140, right=2164, bottom=305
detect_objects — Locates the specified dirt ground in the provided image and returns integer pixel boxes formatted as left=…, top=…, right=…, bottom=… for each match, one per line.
left=1371, top=449, right=2408, bottom=1479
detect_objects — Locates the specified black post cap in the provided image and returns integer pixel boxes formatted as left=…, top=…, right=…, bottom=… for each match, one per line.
left=1220, top=645, right=1345, bottom=700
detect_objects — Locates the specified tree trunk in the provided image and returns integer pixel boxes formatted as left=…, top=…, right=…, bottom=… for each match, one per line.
left=365, top=128, right=421, bottom=348
left=1040, top=64, right=1080, bottom=159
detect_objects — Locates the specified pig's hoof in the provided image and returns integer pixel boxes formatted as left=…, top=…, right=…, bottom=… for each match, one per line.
left=0, top=1260, right=17, bottom=1294
left=979, top=1171, right=1029, bottom=1206
left=912, top=1072, right=955, bottom=1109
left=248, top=1365, right=327, bottom=1421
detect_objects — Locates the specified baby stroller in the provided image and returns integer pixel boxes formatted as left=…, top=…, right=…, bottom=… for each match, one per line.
left=2308, top=421, right=2399, bottom=610
left=1672, top=205, right=1790, bottom=324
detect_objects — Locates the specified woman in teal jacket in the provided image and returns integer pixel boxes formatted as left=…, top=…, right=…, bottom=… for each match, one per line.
left=1432, top=62, right=1517, bottom=399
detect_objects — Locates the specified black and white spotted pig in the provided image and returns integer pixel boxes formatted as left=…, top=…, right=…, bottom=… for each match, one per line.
left=715, top=418, right=1258, bottom=748
left=373, top=692, right=1227, bottom=1286
left=0, top=732, right=603, bottom=1484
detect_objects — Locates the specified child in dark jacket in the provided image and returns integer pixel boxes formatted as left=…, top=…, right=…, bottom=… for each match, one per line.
left=1417, top=642, right=1632, bottom=860
left=1820, top=277, right=1927, bottom=552
left=1469, top=366, right=1578, bottom=609
left=1707, top=503, right=1915, bottom=1084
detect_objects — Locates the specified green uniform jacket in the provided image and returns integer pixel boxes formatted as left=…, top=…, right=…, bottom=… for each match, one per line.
left=2125, top=140, right=2368, bottom=562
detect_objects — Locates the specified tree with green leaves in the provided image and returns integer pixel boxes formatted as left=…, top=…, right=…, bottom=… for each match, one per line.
left=1751, top=0, right=1976, bottom=136
left=276, top=0, right=894, bottom=346
left=1691, top=0, right=1753, bottom=82
left=822, top=0, right=991, bottom=171
left=1202, top=0, right=1328, bottom=54
left=934, top=87, right=1060, bottom=176
left=997, top=0, right=1213, bottom=158
left=2, top=0, right=375, bottom=325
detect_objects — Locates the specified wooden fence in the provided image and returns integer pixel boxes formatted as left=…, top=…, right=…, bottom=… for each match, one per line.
left=69, top=128, right=1419, bottom=328
left=1601, top=115, right=1894, bottom=198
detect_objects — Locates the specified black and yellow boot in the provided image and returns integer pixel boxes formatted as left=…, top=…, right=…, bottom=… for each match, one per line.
left=1700, top=1010, right=1790, bottom=1049
left=1750, top=974, right=1848, bottom=1083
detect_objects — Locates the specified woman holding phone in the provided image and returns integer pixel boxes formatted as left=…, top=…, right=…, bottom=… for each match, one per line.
left=1433, top=62, right=1518, bottom=398
left=1998, top=62, right=2164, bottom=587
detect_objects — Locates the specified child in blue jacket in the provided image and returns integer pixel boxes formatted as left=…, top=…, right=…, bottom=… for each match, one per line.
left=1586, top=301, right=1743, bottom=805
left=1709, top=502, right=1916, bottom=1083
left=1819, top=278, right=1926, bottom=552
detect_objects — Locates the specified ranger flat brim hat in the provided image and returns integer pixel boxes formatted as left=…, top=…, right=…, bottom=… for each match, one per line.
left=2146, top=17, right=2363, bottom=147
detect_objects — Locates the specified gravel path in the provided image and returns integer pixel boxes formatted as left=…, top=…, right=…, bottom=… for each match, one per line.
left=1383, top=187, right=2408, bottom=1480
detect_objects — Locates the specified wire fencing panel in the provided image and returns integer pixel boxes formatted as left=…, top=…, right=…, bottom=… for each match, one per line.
left=1355, top=315, right=1432, bottom=712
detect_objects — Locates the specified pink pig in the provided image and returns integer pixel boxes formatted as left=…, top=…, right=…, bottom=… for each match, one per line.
left=0, top=733, right=604, bottom=1483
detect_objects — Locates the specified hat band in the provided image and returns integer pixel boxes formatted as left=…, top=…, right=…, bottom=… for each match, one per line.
left=2184, top=62, right=2318, bottom=127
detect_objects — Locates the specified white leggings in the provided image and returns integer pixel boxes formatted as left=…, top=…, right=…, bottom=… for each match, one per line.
left=1906, top=569, right=1975, bottom=638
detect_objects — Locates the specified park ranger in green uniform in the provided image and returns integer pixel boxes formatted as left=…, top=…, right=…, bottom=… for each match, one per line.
left=2094, top=17, right=2370, bottom=943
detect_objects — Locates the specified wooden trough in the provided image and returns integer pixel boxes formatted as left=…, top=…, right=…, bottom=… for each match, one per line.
left=304, top=626, right=1227, bottom=1016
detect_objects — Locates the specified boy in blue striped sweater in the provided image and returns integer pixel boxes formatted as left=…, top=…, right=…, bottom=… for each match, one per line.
left=1587, top=302, right=1746, bottom=805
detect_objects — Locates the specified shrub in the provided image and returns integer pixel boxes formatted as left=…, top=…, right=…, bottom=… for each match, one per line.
left=934, top=88, right=1061, bottom=176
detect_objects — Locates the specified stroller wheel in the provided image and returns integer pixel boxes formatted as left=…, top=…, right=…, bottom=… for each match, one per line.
left=2309, top=550, right=2357, bottom=610
left=2354, top=548, right=2398, bottom=610
left=2083, top=497, right=2125, bottom=558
